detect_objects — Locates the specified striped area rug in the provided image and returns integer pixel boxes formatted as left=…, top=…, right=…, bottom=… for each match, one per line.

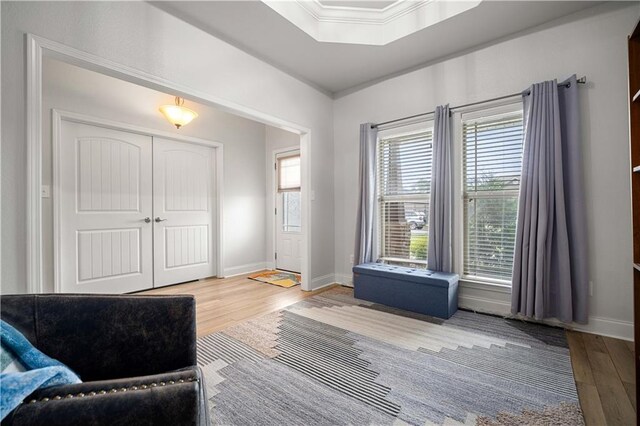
left=197, top=287, right=584, bottom=425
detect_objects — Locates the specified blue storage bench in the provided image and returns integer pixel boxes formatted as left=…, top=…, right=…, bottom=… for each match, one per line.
left=352, top=263, right=459, bottom=319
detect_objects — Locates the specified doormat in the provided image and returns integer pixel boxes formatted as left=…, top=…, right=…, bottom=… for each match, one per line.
left=248, top=271, right=301, bottom=288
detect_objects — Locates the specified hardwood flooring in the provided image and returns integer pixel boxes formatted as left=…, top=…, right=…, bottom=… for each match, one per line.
left=139, top=273, right=636, bottom=426
left=139, top=272, right=336, bottom=337
left=568, top=331, right=637, bottom=425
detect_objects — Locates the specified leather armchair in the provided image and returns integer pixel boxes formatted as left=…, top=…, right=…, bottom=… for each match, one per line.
left=1, top=294, right=209, bottom=426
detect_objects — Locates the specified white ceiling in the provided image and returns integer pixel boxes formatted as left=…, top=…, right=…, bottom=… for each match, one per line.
left=152, top=1, right=604, bottom=96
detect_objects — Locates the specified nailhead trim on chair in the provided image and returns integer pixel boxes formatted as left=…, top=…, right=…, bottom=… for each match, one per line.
left=24, top=377, right=198, bottom=405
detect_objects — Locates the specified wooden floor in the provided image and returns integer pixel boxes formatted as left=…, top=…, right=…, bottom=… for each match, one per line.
left=567, top=331, right=636, bottom=425
left=140, top=273, right=636, bottom=426
left=139, top=272, right=336, bottom=337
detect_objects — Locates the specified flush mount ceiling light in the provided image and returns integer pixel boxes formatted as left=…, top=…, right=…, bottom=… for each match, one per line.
left=261, top=0, right=482, bottom=45
left=159, top=96, right=198, bottom=129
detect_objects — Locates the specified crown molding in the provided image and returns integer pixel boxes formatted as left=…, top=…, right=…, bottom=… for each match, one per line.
left=261, top=0, right=482, bottom=45
left=300, top=0, right=425, bottom=24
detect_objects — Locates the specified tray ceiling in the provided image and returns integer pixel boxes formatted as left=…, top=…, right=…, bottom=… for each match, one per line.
left=153, top=1, right=605, bottom=96
left=261, top=0, right=483, bottom=45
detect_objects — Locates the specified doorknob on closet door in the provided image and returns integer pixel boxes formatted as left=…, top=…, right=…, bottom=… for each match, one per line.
left=143, top=217, right=151, bottom=223
left=155, top=217, right=167, bottom=223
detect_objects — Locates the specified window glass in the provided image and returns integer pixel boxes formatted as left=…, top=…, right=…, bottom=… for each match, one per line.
left=377, top=130, right=432, bottom=267
left=462, top=109, right=524, bottom=283
left=282, top=191, right=301, bottom=232
left=278, top=155, right=301, bottom=192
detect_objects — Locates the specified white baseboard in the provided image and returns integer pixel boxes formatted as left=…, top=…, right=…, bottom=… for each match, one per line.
left=310, top=274, right=337, bottom=291
left=223, top=262, right=269, bottom=278
left=460, top=294, right=634, bottom=341
left=229, top=266, right=633, bottom=340
left=559, top=316, right=634, bottom=341
left=335, top=273, right=353, bottom=287
left=344, top=272, right=633, bottom=341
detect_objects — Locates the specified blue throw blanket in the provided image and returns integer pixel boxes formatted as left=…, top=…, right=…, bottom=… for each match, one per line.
left=0, top=320, right=81, bottom=420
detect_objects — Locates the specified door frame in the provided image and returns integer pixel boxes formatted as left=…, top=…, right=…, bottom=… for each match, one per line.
left=52, top=109, right=224, bottom=293
left=26, top=33, right=312, bottom=293
left=271, top=146, right=302, bottom=272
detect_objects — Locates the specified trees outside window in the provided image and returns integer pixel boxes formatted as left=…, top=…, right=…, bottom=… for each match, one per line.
left=462, top=108, right=524, bottom=284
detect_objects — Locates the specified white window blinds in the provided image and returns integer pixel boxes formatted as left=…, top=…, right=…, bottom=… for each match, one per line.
left=462, top=109, right=524, bottom=283
left=377, top=130, right=433, bottom=267
left=277, top=155, right=301, bottom=192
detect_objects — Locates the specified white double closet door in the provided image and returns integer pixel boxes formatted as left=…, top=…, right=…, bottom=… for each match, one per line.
left=58, top=120, right=216, bottom=294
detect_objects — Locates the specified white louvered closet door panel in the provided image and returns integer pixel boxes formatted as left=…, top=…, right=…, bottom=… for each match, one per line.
left=59, top=121, right=153, bottom=293
left=152, top=137, right=216, bottom=287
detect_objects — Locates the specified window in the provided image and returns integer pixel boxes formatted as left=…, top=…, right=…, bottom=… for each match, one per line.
left=377, top=128, right=433, bottom=267
left=278, top=155, right=301, bottom=191
left=462, top=106, right=524, bottom=284
left=277, top=153, right=301, bottom=232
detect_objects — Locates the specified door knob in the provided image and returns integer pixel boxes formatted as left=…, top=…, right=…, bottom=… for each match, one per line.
left=155, top=217, right=167, bottom=223
left=143, top=217, right=151, bottom=223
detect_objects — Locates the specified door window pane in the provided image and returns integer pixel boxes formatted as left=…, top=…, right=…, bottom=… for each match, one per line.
left=278, top=155, right=301, bottom=191
left=282, top=192, right=301, bottom=232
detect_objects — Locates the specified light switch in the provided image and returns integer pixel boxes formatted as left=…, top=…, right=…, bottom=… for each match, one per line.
left=41, top=185, right=51, bottom=198
left=311, top=190, right=316, bottom=201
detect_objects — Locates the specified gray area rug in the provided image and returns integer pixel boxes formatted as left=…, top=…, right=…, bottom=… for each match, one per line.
left=197, top=287, right=584, bottom=425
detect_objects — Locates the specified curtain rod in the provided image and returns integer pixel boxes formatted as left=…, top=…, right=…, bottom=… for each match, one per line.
left=371, top=76, right=587, bottom=129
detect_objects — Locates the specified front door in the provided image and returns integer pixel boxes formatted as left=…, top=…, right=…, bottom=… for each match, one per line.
left=152, top=137, right=216, bottom=287
left=58, top=121, right=153, bottom=293
left=275, top=152, right=302, bottom=273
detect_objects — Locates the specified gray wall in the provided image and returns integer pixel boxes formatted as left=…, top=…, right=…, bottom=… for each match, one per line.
left=1, top=1, right=335, bottom=294
left=2, top=0, right=638, bottom=340
left=332, top=3, right=640, bottom=339
left=41, top=58, right=268, bottom=291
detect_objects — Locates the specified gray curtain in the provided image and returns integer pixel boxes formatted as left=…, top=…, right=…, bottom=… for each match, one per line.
left=511, top=75, right=588, bottom=324
left=427, top=105, right=453, bottom=272
left=354, top=123, right=378, bottom=265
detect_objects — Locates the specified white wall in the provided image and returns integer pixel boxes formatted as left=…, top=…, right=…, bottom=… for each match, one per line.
left=264, top=126, right=300, bottom=270
left=333, top=3, right=640, bottom=340
left=2, top=1, right=638, bottom=339
left=40, top=58, right=269, bottom=290
left=1, top=1, right=335, bottom=294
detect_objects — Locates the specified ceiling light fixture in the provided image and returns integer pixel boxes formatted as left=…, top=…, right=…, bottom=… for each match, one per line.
left=159, top=96, right=198, bottom=129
